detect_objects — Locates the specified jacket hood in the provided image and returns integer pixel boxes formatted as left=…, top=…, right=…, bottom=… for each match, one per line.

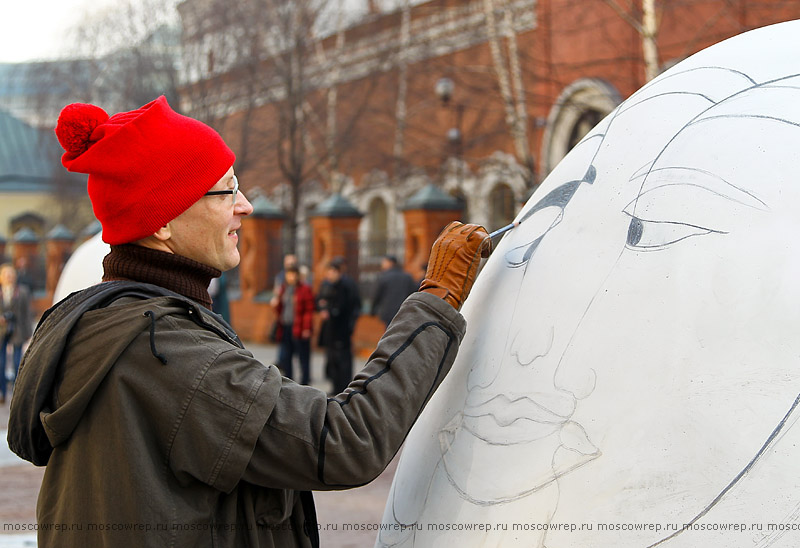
left=7, top=281, right=237, bottom=466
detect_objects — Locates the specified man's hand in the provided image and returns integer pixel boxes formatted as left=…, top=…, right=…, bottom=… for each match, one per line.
left=419, top=221, right=492, bottom=310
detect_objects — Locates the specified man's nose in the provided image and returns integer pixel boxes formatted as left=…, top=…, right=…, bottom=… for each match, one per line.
left=235, top=192, right=254, bottom=216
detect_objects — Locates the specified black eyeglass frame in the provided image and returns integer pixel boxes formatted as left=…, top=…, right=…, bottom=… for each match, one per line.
left=204, top=174, right=239, bottom=206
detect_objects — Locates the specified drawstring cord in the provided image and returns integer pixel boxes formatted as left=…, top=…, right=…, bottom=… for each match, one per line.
left=143, top=311, right=168, bottom=365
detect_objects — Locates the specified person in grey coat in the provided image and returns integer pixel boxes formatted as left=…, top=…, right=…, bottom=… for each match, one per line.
left=0, top=262, right=33, bottom=404
left=371, top=255, right=418, bottom=327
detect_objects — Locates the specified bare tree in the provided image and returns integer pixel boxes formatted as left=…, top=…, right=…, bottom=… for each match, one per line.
left=602, top=0, right=661, bottom=82
left=483, top=0, right=535, bottom=184
left=16, top=0, right=181, bottom=233
left=24, top=0, right=181, bottom=121
left=179, top=0, right=391, bottom=253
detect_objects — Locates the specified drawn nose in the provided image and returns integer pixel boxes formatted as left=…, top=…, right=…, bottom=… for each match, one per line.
left=553, top=341, right=598, bottom=400
left=509, top=326, right=554, bottom=366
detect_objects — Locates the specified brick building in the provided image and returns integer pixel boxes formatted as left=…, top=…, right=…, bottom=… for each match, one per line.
left=175, top=0, right=800, bottom=343
left=178, top=0, right=800, bottom=238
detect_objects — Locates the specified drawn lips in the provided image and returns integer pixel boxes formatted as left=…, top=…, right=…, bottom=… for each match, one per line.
left=463, top=392, right=575, bottom=427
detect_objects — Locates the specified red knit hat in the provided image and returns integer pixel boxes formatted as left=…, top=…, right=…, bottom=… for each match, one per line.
left=54, top=96, right=235, bottom=245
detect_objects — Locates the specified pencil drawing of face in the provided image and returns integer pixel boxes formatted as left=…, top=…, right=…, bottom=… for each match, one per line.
left=379, top=21, right=800, bottom=548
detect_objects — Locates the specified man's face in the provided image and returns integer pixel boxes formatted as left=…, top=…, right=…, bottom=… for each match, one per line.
left=164, top=167, right=253, bottom=271
left=0, top=267, right=15, bottom=286
left=325, top=267, right=341, bottom=283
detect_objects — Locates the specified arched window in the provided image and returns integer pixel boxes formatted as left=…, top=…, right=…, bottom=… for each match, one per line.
left=567, top=109, right=605, bottom=150
left=489, top=184, right=515, bottom=231
left=368, top=197, right=388, bottom=257
left=542, top=79, right=621, bottom=176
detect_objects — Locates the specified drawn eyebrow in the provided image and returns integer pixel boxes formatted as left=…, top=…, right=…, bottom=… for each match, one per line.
left=617, top=91, right=717, bottom=118
left=631, top=166, right=769, bottom=211
left=517, top=167, right=596, bottom=225
left=630, top=65, right=757, bottom=101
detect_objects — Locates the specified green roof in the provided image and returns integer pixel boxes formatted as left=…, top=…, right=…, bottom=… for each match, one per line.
left=0, top=108, right=61, bottom=190
left=12, top=227, right=39, bottom=243
left=402, top=184, right=462, bottom=211
left=47, top=224, right=75, bottom=241
left=310, top=193, right=362, bottom=218
left=250, top=195, right=286, bottom=219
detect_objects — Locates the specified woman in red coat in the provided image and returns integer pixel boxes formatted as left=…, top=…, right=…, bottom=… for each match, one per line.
left=272, top=265, right=315, bottom=384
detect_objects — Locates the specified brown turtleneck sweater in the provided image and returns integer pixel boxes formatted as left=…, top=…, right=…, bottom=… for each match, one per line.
left=102, top=244, right=221, bottom=309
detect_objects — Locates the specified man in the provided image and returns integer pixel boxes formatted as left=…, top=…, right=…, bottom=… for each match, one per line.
left=371, top=254, right=418, bottom=327
left=7, top=96, right=491, bottom=548
left=316, top=261, right=360, bottom=394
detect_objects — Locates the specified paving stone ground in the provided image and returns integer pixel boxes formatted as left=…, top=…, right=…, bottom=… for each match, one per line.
left=0, top=343, right=398, bottom=547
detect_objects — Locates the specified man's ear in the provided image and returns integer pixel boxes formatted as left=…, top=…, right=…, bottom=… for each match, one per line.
left=151, top=224, right=172, bottom=242
left=135, top=225, right=173, bottom=252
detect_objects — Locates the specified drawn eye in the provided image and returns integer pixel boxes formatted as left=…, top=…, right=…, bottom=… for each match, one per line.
left=626, top=216, right=716, bottom=250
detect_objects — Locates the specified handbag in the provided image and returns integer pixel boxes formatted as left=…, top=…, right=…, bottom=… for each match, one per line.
left=0, top=311, right=14, bottom=339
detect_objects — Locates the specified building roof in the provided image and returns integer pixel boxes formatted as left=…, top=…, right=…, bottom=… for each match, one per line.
left=0, top=108, right=61, bottom=192
left=402, top=183, right=462, bottom=211
left=47, top=224, right=75, bottom=241
left=250, top=195, right=286, bottom=219
left=311, top=193, right=363, bottom=218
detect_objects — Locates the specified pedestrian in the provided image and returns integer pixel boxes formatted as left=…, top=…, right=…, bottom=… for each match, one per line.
left=371, top=255, right=418, bottom=328
left=7, top=96, right=491, bottom=548
left=13, top=255, right=34, bottom=293
left=272, top=265, right=314, bottom=385
left=316, top=261, right=361, bottom=394
left=330, top=255, right=361, bottom=323
left=0, top=263, right=32, bottom=404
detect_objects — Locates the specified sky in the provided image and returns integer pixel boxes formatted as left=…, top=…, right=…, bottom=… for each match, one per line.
left=0, top=0, right=428, bottom=65
left=0, top=0, right=124, bottom=64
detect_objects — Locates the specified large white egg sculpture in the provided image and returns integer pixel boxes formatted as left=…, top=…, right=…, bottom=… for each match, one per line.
left=378, top=20, right=800, bottom=548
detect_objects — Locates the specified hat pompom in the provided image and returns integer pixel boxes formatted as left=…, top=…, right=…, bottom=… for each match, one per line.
left=55, top=103, right=109, bottom=158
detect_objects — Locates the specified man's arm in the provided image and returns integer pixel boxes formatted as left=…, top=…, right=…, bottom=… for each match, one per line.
left=241, top=291, right=464, bottom=490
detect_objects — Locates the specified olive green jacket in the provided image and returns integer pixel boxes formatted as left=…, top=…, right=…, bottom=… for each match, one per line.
left=8, top=281, right=465, bottom=547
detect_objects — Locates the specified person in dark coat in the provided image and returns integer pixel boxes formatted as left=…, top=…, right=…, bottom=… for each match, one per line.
left=317, top=262, right=360, bottom=394
left=371, top=255, right=418, bottom=328
left=0, top=263, right=33, bottom=404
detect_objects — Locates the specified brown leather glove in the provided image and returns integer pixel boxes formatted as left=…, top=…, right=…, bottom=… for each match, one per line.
left=419, top=221, right=492, bottom=310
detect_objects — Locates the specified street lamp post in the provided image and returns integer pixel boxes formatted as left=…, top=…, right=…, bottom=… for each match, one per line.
left=435, top=77, right=465, bottom=186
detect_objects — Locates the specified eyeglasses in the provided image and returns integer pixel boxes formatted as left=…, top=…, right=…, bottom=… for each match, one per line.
left=204, top=174, right=239, bottom=206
